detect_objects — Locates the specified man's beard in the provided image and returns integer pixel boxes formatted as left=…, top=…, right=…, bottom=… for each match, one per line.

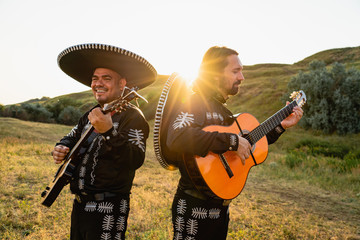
left=226, top=80, right=241, bottom=96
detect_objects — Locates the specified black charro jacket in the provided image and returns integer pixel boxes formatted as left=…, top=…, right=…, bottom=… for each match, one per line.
left=56, top=104, right=149, bottom=195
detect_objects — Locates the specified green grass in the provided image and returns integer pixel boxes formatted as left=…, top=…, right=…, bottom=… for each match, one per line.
left=0, top=117, right=359, bottom=239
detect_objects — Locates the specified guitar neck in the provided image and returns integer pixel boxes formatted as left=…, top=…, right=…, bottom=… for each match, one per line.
left=245, top=100, right=297, bottom=145
left=65, top=123, right=95, bottom=161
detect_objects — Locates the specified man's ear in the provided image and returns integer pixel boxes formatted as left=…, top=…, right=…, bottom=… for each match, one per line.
left=120, top=78, right=127, bottom=88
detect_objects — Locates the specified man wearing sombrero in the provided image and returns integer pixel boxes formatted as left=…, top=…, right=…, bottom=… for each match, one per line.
left=51, top=43, right=157, bottom=239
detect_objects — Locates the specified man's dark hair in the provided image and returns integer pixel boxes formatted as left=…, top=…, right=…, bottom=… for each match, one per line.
left=193, top=46, right=238, bottom=96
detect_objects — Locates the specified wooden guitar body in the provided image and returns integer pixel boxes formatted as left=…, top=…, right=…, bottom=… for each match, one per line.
left=183, top=90, right=306, bottom=200
left=184, top=113, right=268, bottom=200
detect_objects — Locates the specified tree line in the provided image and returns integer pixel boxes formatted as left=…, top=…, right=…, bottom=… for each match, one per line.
left=0, top=97, right=86, bottom=125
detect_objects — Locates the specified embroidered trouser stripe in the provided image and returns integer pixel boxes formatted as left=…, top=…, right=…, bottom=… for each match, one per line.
left=171, top=189, right=230, bottom=240
left=70, top=197, right=130, bottom=240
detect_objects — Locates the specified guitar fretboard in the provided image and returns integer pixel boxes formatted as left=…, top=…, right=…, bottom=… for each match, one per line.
left=245, top=101, right=297, bottom=145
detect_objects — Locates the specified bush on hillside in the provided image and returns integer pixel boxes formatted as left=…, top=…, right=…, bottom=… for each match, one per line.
left=1, top=103, right=53, bottom=123
left=21, top=103, right=53, bottom=123
left=58, top=106, right=83, bottom=125
left=0, top=104, right=4, bottom=116
left=45, top=97, right=81, bottom=123
left=287, top=60, right=360, bottom=135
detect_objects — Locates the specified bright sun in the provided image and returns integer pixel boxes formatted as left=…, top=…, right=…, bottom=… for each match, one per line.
left=178, top=68, right=198, bottom=87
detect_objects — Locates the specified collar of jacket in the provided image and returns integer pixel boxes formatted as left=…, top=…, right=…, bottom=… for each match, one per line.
left=212, top=92, right=227, bottom=104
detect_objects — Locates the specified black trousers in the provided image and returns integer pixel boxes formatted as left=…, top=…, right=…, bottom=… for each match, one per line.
left=172, top=189, right=230, bottom=240
left=70, top=195, right=130, bottom=240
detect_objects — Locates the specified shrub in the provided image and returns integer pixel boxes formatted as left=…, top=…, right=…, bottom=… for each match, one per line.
left=58, top=106, right=83, bottom=125
left=0, top=104, right=4, bottom=116
left=46, top=97, right=81, bottom=123
left=21, top=103, right=53, bottom=123
left=287, top=60, right=360, bottom=135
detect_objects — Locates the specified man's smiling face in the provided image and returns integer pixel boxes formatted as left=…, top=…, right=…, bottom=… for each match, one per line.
left=91, top=68, right=126, bottom=107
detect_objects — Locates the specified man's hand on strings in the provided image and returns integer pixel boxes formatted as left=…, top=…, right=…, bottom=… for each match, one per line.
left=281, top=102, right=304, bottom=129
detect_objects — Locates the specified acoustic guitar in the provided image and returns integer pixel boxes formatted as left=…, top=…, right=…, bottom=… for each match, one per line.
left=184, top=91, right=306, bottom=200
left=41, top=87, right=147, bottom=207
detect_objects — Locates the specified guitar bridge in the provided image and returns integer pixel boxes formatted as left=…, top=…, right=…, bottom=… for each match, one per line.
left=218, top=153, right=234, bottom=178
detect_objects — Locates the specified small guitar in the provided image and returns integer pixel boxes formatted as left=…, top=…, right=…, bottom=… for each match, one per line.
left=184, top=91, right=306, bottom=200
left=41, top=87, right=147, bottom=207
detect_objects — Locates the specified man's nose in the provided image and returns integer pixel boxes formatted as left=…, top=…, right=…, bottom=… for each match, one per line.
left=238, top=72, right=245, bottom=81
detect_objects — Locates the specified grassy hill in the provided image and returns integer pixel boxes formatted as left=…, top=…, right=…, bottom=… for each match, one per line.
left=13, top=46, right=360, bottom=123
left=1, top=115, right=359, bottom=239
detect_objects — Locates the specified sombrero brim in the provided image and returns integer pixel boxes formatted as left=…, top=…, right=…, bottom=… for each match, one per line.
left=57, top=43, right=157, bottom=89
left=153, top=73, right=191, bottom=170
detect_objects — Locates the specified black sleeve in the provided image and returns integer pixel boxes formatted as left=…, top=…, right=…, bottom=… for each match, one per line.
left=166, top=102, right=238, bottom=157
left=266, top=124, right=285, bottom=145
left=100, top=107, right=149, bottom=169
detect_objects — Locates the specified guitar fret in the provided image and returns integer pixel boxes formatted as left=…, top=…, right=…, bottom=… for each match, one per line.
left=248, top=101, right=298, bottom=143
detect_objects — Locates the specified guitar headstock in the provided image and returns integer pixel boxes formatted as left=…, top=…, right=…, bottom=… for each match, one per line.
left=290, top=90, right=307, bottom=107
left=102, top=87, right=148, bottom=114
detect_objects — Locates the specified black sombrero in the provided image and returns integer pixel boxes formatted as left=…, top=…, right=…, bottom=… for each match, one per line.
left=57, top=43, right=157, bottom=89
left=153, top=73, right=191, bottom=170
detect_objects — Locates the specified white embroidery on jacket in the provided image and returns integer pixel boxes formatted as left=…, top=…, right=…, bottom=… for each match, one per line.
left=78, top=179, right=84, bottom=190
left=82, top=153, right=90, bottom=165
left=90, top=137, right=102, bottom=185
left=87, top=136, right=97, bottom=153
left=230, top=135, right=236, bottom=146
left=173, top=112, right=194, bottom=130
left=66, top=125, right=78, bottom=137
left=128, top=129, right=145, bottom=152
left=79, top=166, right=86, bottom=178
left=213, top=112, right=219, bottom=120
left=219, top=114, right=224, bottom=122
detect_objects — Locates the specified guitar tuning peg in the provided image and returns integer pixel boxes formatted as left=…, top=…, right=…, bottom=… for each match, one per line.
left=290, top=91, right=298, bottom=100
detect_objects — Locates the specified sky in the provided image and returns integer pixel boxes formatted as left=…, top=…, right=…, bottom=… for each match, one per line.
left=0, top=0, right=359, bottom=105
